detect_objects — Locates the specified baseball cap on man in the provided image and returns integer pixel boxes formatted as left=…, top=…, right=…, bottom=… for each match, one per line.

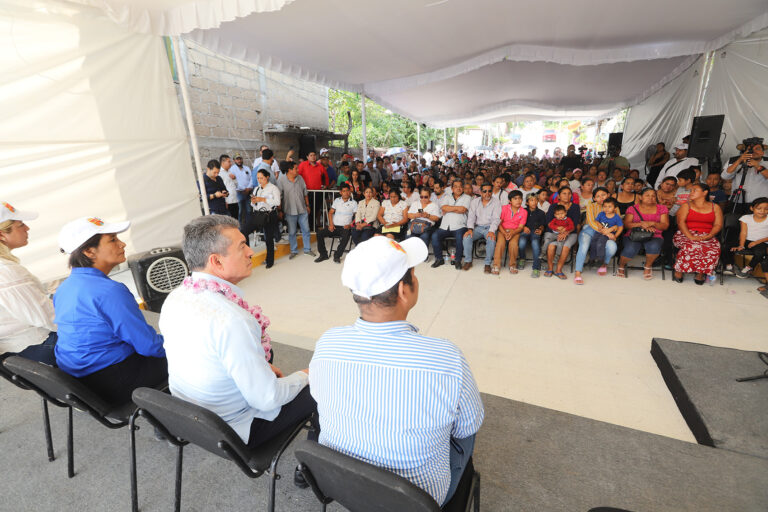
left=58, top=216, right=130, bottom=254
left=342, top=236, right=428, bottom=299
left=675, top=143, right=689, bottom=151
left=1, top=201, right=38, bottom=223
left=319, top=148, right=329, bottom=155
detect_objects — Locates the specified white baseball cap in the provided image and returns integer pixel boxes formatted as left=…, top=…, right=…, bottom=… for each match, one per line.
left=675, top=143, right=689, bottom=151
left=342, top=236, right=428, bottom=299
left=0, top=201, right=38, bottom=223
left=319, top=148, right=329, bottom=155
left=58, top=216, right=130, bottom=254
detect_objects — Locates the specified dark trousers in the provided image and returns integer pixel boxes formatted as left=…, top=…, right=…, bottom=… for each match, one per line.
left=723, top=203, right=750, bottom=265
left=78, top=353, right=168, bottom=405
left=263, top=218, right=278, bottom=266
left=14, top=331, right=57, bottom=366
left=237, top=198, right=249, bottom=226
left=741, top=241, right=768, bottom=271
left=662, top=217, right=677, bottom=265
left=317, top=227, right=351, bottom=260
left=432, top=227, right=468, bottom=263
left=227, top=202, right=239, bottom=220
left=350, top=226, right=376, bottom=246
left=247, top=386, right=319, bottom=449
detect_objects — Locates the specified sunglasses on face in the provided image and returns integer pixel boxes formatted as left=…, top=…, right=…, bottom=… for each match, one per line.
left=482, top=189, right=492, bottom=193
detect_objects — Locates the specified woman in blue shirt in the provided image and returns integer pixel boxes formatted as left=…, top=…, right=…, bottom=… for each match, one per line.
left=54, top=217, right=166, bottom=404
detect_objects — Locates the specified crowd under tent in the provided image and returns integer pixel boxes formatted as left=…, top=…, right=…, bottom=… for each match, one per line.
left=2, top=0, right=768, bottom=281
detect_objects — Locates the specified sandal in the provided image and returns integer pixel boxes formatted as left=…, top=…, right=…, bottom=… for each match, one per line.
left=616, top=268, right=626, bottom=278
left=491, top=266, right=500, bottom=275
left=643, top=267, right=653, bottom=281
left=555, top=272, right=567, bottom=280
left=544, top=270, right=553, bottom=277
left=597, top=265, right=607, bottom=276
left=574, top=276, right=584, bottom=285
left=509, top=267, right=518, bottom=274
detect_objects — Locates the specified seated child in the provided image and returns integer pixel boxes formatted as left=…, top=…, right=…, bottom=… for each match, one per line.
left=518, top=193, right=547, bottom=277
left=589, top=197, right=624, bottom=274
left=733, top=197, right=768, bottom=292
left=492, top=190, right=527, bottom=275
left=545, top=204, right=575, bottom=278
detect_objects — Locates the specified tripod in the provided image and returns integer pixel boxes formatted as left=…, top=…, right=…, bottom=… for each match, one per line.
left=721, top=161, right=750, bottom=257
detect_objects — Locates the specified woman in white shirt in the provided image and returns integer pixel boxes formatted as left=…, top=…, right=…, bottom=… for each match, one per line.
left=250, top=169, right=281, bottom=269
left=352, top=186, right=381, bottom=246
left=407, top=186, right=442, bottom=246
left=0, top=202, right=57, bottom=365
left=377, top=188, right=409, bottom=241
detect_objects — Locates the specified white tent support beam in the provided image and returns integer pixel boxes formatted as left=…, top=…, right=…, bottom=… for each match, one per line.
left=361, top=89, right=367, bottom=159
left=417, top=122, right=421, bottom=157
left=173, top=36, right=209, bottom=214
left=444, top=129, right=447, bottom=154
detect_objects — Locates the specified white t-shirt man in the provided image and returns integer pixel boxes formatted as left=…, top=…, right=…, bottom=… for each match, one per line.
left=654, top=157, right=699, bottom=189
left=330, top=197, right=358, bottom=226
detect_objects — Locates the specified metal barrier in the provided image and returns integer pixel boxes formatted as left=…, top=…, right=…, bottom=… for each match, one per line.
left=307, top=189, right=341, bottom=233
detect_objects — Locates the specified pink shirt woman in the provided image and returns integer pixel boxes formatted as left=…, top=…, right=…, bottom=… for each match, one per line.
left=499, top=204, right=528, bottom=230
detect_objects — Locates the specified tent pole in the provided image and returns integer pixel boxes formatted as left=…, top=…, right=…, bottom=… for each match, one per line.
left=443, top=129, right=447, bottom=157
left=173, top=36, right=209, bottom=215
left=361, top=89, right=368, bottom=160
left=454, top=127, right=458, bottom=154
left=417, top=123, right=421, bottom=158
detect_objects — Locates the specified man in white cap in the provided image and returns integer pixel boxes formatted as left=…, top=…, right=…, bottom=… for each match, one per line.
left=309, top=236, right=484, bottom=507
left=653, top=143, right=699, bottom=189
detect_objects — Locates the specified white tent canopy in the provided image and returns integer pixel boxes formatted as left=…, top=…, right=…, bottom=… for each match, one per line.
left=81, top=0, right=768, bottom=126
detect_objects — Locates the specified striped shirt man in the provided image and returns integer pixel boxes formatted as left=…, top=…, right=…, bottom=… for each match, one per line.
left=309, top=318, right=484, bottom=504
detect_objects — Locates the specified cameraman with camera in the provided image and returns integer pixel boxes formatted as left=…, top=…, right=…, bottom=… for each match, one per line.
left=720, top=138, right=768, bottom=270
left=560, top=144, right=584, bottom=173
left=598, top=145, right=630, bottom=175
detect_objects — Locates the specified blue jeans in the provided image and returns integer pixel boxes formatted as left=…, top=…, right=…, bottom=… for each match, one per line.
left=16, top=331, right=58, bottom=366
left=575, top=226, right=618, bottom=271
left=463, top=225, right=495, bottom=265
left=432, top=227, right=468, bottom=263
left=518, top=232, right=541, bottom=270
left=286, top=213, right=312, bottom=254
left=442, top=434, right=476, bottom=506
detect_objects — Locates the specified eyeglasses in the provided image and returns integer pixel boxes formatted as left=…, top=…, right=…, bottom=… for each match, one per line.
left=482, top=189, right=492, bottom=193
left=420, top=195, right=430, bottom=198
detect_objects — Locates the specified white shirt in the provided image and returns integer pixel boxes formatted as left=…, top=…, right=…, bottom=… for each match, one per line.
left=381, top=199, right=408, bottom=224
left=0, top=259, right=56, bottom=353
left=252, top=182, right=281, bottom=211
left=330, top=197, right=358, bottom=226
left=401, top=191, right=420, bottom=209
left=430, top=192, right=447, bottom=212
left=654, top=157, right=699, bottom=189
left=491, top=189, right=509, bottom=205
left=219, top=166, right=239, bottom=204
left=232, top=164, right=252, bottom=191
left=438, top=193, right=472, bottom=230
left=739, top=214, right=768, bottom=241
left=722, top=162, right=768, bottom=203
left=408, top=201, right=441, bottom=226
left=160, top=272, right=308, bottom=443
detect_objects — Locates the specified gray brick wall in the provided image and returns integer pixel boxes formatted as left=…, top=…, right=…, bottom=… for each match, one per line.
left=178, top=40, right=329, bottom=166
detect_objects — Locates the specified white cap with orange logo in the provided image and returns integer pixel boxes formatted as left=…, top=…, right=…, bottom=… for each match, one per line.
left=58, top=217, right=130, bottom=254
left=0, top=201, right=38, bottom=223
left=341, top=236, right=427, bottom=299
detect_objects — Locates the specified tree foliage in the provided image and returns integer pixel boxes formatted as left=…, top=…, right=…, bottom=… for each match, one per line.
left=328, top=89, right=448, bottom=151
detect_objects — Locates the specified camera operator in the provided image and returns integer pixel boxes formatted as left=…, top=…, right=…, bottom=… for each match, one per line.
left=720, top=139, right=768, bottom=270
left=560, top=144, right=584, bottom=173
left=653, top=143, right=699, bottom=189
left=598, top=145, right=630, bottom=175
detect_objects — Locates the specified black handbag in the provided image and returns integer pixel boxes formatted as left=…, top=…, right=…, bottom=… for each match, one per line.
left=628, top=205, right=654, bottom=243
left=410, top=219, right=432, bottom=235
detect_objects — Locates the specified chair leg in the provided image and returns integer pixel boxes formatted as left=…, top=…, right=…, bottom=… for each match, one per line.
left=473, top=473, right=481, bottom=512
left=174, top=445, right=184, bottom=512
left=268, top=463, right=279, bottom=512
left=42, top=398, right=55, bottom=462
left=67, top=406, right=74, bottom=478
left=129, top=412, right=139, bottom=512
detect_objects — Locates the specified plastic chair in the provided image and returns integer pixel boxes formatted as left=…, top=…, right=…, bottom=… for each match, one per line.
left=2, top=355, right=147, bottom=478
left=295, top=440, right=480, bottom=512
left=0, top=354, right=56, bottom=462
left=129, top=387, right=312, bottom=512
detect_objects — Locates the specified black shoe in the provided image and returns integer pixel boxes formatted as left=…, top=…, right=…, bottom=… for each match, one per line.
left=672, top=274, right=683, bottom=283
left=294, top=465, right=309, bottom=489
left=314, top=255, right=329, bottom=263
left=694, top=277, right=705, bottom=286
left=454, top=260, right=462, bottom=269
left=333, top=258, right=341, bottom=264
left=431, top=259, right=444, bottom=268
left=265, top=262, right=273, bottom=269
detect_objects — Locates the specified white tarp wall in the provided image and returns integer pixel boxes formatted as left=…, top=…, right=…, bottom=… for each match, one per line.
left=621, top=59, right=703, bottom=173
left=701, top=28, right=768, bottom=163
left=0, top=1, right=201, bottom=282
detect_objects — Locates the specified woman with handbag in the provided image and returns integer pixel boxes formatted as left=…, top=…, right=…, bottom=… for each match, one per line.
left=250, top=169, right=281, bottom=269
left=617, top=188, right=669, bottom=279
left=407, top=186, right=441, bottom=246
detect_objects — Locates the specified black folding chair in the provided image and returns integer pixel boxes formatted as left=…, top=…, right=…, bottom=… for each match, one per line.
left=0, top=354, right=55, bottom=462
left=2, top=355, right=147, bottom=478
left=295, top=440, right=480, bottom=512
left=129, top=387, right=312, bottom=512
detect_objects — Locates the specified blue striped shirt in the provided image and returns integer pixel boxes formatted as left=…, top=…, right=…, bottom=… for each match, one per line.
left=309, top=319, right=484, bottom=504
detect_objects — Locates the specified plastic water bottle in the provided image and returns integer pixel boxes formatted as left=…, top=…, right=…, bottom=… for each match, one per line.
left=708, top=274, right=716, bottom=286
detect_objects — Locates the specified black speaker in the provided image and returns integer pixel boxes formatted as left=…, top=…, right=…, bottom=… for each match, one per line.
left=299, top=135, right=317, bottom=160
left=608, top=132, right=624, bottom=149
left=429, top=140, right=435, bottom=152
left=688, top=115, right=724, bottom=160
left=127, top=247, right=189, bottom=313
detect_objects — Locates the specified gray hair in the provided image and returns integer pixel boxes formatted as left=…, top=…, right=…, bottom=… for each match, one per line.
left=182, top=215, right=239, bottom=271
